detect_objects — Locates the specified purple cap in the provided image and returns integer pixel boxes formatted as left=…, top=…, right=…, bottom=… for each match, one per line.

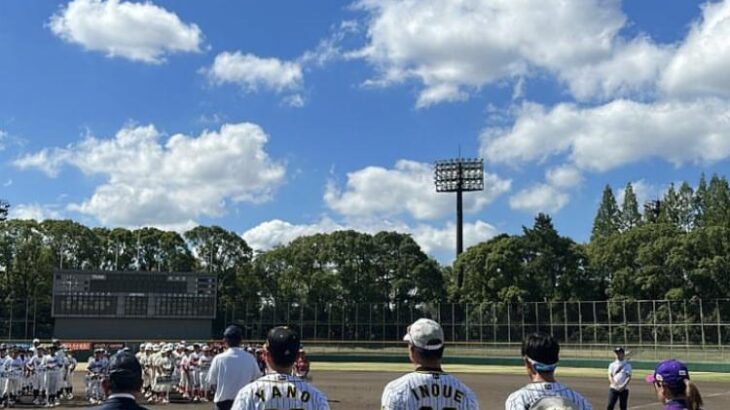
left=645, top=359, right=690, bottom=387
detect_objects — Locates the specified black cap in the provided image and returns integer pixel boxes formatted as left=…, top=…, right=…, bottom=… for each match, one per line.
left=108, top=352, right=142, bottom=384
left=266, top=326, right=300, bottom=365
left=614, top=346, right=625, bottom=353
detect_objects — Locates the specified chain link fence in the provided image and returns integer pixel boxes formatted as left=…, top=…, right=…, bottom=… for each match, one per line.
left=223, top=299, right=730, bottom=359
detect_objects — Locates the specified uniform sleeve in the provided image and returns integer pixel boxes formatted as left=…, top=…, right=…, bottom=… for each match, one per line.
left=380, top=382, right=400, bottom=410
left=578, top=394, right=594, bottom=410
left=317, top=390, right=331, bottom=410
left=231, top=389, right=248, bottom=410
left=466, top=388, right=480, bottom=410
left=504, top=392, right=524, bottom=410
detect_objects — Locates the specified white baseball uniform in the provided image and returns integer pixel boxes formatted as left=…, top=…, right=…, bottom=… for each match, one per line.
left=505, top=382, right=593, bottom=410
left=381, top=369, right=479, bottom=410
left=232, top=372, right=329, bottom=410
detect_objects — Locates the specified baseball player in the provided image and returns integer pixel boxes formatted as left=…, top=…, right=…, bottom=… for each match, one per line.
left=42, top=346, right=63, bottom=407
left=86, top=348, right=108, bottom=404
left=60, top=348, right=76, bottom=400
left=188, top=343, right=202, bottom=402
left=505, top=332, right=592, bottom=410
left=198, top=346, right=213, bottom=401
left=607, top=347, right=632, bottom=410
left=381, top=318, right=478, bottom=410
left=2, top=347, right=24, bottom=407
left=153, top=344, right=177, bottom=404
left=232, top=327, right=329, bottom=410
left=26, top=346, right=46, bottom=405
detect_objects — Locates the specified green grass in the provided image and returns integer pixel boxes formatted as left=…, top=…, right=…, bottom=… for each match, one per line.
left=312, top=362, right=730, bottom=382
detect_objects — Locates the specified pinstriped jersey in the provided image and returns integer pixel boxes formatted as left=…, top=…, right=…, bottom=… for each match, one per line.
left=505, top=382, right=593, bottom=410
left=381, top=370, right=479, bottom=410
left=231, top=372, right=330, bottom=410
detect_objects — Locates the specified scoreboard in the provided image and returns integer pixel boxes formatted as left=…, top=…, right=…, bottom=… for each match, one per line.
left=52, top=270, right=216, bottom=319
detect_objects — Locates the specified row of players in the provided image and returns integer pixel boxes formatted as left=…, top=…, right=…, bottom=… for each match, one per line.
left=87, top=341, right=310, bottom=406
left=0, top=340, right=76, bottom=408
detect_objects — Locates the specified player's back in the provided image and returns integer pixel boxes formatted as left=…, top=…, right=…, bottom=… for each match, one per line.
left=382, top=370, right=479, bottom=410
left=232, top=373, right=329, bottom=410
left=505, top=382, right=592, bottom=410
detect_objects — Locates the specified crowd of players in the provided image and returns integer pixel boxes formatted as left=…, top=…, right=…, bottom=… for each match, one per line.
left=1, top=320, right=707, bottom=410
left=0, top=339, right=76, bottom=408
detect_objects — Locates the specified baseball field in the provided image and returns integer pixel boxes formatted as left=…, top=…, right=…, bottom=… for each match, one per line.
left=48, top=364, right=729, bottom=409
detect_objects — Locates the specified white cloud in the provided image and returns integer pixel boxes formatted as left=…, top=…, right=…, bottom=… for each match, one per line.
left=242, top=217, right=498, bottom=256
left=324, top=160, right=511, bottom=220
left=49, top=0, right=202, bottom=64
left=509, top=184, right=569, bottom=214
left=616, top=180, right=660, bottom=207
left=661, top=1, right=730, bottom=98
left=242, top=217, right=344, bottom=251
left=482, top=99, right=730, bottom=172
left=0, top=129, right=6, bottom=150
left=545, top=165, right=583, bottom=189
left=15, top=122, right=285, bottom=227
left=206, top=52, right=303, bottom=92
left=354, top=0, right=669, bottom=105
left=9, top=203, right=63, bottom=221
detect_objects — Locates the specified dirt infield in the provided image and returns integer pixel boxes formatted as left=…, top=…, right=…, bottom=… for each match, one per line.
left=45, top=370, right=728, bottom=409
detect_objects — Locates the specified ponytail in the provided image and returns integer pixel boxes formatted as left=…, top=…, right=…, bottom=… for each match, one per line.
left=684, top=379, right=704, bottom=410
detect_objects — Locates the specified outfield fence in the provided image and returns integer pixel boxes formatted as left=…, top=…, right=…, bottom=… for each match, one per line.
left=224, top=299, right=730, bottom=353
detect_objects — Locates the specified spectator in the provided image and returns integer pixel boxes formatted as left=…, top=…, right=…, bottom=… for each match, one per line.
left=381, top=318, right=478, bottom=409
left=607, top=347, right=632, bottom=410
left=505, top=332, right=592, bottom=410
left=93, top=351, right=148, bottom=410
left=207, top=325, right=261, bottom=410
left=645, top=359, right=703, bottom=410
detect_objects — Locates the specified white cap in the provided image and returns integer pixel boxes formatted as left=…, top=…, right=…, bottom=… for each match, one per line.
left=403, top=318, right=444, bottom=350
left=33, top=339, right=40, bottom=344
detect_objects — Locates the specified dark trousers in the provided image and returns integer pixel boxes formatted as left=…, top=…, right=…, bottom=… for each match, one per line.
left=607, top=388, right=629, bottom=410
left=215, top=400, right=234, bottom=410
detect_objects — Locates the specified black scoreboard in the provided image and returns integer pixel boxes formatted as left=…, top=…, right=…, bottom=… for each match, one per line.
left=52, top=270, right=216, bottom=319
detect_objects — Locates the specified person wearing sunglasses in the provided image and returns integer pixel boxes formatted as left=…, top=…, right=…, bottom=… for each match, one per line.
left=645, top=360, right=703, bottom=410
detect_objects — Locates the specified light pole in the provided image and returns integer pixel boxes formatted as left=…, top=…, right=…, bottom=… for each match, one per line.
left=434, top=158, right=484, bottom=288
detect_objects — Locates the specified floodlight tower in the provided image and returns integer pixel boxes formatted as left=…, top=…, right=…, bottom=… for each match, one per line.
left=434, top=158, right=484, bottom=288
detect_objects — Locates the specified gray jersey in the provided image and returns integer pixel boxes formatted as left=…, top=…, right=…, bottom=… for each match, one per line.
left=381, top=370, right=479, bottom=410
left=232, top=372, right=329, bottom=410
left=505, top=382, right=592, bottom=410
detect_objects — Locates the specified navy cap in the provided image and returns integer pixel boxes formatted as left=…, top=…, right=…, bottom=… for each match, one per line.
left=108, top=352, right=142, bottom=382
left=613, top=346, right=625, bottom=354
left=223, top=325, right=243, bottom=340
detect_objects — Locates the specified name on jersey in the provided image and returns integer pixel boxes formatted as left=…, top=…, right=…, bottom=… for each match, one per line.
left=410, top=383, right=465, bottom=403
left=254, top=385, right=313, bottom=403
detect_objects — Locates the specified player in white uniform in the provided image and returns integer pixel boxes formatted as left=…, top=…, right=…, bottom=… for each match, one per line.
left=381, top=318, right=479, bottom=410
left=86, top=349, right=108, bottom=404
left=153, top=345, right=177, bottom=404
left=26, top=346, right=46, bottom=405
left=0, top=345, right=6, bottom=407
left=505, top=332, right=593, bottom=410
left=60, top=348, right=76, bottom=400
left=2, top=347, right=25, bottom=407
left=140, top=344, right=154, bottom=399
left=232, top=327, right=329, bottom=410
left=607, top=347, right=632, bottom=410
left=42, top=346, right=63, bottom=407
left=198, top=346, right=213, bottom=401
left=188, top=344, right=202, bottom=402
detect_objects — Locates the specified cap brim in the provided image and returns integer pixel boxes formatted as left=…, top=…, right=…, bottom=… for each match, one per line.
left=645, top=374, right=656, bottom=384
left=403, top=333, right=412, bottom=344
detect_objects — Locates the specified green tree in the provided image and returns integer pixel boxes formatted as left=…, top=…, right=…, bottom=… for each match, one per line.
left=0, top=200, right=8, bottom=221
left=592, top=185, right=620, bottom=241
left=676, top=182, right=695, bottom=232
left=619, top=182, right=642, bottom=231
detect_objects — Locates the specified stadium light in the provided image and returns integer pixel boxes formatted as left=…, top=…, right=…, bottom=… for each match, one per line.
left=434, top=158, right=484, bottom=288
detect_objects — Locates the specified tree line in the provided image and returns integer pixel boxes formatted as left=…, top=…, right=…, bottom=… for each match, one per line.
left=1, top=173, right=730, bottom=338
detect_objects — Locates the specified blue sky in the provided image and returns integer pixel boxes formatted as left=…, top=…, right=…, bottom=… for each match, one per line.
left=2, top=0, right=730, bottom=262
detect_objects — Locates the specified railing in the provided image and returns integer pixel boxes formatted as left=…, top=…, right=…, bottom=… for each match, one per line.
left=224, top=299, right=730, bottom=350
